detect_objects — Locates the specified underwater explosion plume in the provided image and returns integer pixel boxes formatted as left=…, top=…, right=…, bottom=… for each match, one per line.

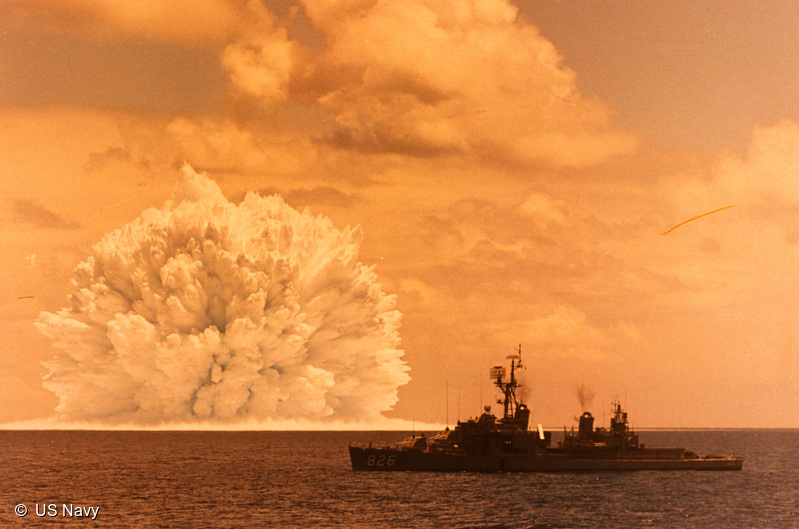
left=36, top=166, right=409, bottom=424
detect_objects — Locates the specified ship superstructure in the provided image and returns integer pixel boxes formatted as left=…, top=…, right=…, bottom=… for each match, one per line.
left=349, top=345, right=743, bottom=472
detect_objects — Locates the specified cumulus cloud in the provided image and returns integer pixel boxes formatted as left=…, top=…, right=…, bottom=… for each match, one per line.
left=651, top=119, right=799, bottom=305
left=662, top=120, right=799, bottom=221
left=36, top=166, right=409, bottom=424
left=220, top=0, right=638, bottom=167
left=5, top=0, right=638, bottom=169
left=222, top=13, right=300, bottom=105
left=712, top=119, right=799, bottom=210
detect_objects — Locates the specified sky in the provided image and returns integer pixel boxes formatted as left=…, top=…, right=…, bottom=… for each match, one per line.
left=2, top=0, right=799, bottom=428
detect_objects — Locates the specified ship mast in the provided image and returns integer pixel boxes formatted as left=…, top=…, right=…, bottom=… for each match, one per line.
left=490, top=344, right=523, bottom=420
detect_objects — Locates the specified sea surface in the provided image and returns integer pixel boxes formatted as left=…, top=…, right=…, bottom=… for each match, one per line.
left=1, top=429, right=796, bottom=528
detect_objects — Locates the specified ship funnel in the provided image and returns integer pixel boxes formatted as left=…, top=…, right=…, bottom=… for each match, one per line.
left=515, top=403, right=530, bottom=430
left=578, top=412, right=594, bottom=441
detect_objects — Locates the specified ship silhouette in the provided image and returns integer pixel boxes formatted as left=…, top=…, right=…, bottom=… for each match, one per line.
left=349, top=346, right=743, bottom=471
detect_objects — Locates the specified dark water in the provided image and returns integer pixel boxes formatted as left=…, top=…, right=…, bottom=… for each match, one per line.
left=1, top=429, right=796, bottom=528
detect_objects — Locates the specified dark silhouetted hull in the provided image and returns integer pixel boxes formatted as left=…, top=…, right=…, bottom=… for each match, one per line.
left=349, top=445, right=744, bottom=472
left=349, top=350, right=744, bottom=473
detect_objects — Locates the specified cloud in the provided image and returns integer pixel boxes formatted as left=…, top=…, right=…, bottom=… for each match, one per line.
left=495, top=305, right=638, bottom=362
left=165, top=117, right=315, bottom=177
left=665, top=120, right=799, bottom=220
left=9, top=199, right=82, bottom=230
left=714, top=119, right=799, bottom=210
left=222, top=27, right=298, bottom=104
left=283, top=186, right=365, bottom=208
left=398, top=191, right=655, bottom=366
left=517, top=192, right=566, bottom=225
left=83, top=146, right=133, bottom=173
left=651, top=119, right=799, bottom=308
left=230, top=186, right=365, bottom=210
left=220, top=0, right=638, bottom=167
left=4, top=0, right=246, bottom=45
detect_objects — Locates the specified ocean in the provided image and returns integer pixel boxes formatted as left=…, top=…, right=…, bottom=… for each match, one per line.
left=1, top=429, right=796, bottom=528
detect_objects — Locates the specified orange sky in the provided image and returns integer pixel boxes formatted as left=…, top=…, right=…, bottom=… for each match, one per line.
left=2, top=0, right=799, bottom=428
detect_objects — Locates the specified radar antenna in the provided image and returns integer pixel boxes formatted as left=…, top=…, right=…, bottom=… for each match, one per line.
left=489, top=344, right=524, bottom=420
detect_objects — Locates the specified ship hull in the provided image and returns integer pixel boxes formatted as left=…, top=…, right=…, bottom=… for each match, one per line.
left=349, top=446, right=501, bottom=471
left=349, top=446, right=743, bottom=472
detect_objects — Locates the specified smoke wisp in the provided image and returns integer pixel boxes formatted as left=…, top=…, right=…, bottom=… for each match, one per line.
left=36, top=166, right=409, bottom=424
left=576, top=383, right=594, bottom=412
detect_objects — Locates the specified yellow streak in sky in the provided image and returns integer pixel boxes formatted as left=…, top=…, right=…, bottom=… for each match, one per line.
left=661, top=205, right=738, bottom=235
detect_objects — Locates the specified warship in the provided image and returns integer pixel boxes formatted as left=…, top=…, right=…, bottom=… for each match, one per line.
left=349, top=347, right=744, bottom=472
